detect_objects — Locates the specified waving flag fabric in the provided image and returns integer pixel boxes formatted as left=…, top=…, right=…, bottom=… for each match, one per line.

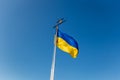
left=56, top=29, right=79, bottom=58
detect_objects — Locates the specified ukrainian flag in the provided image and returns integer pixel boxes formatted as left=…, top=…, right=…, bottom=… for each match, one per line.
left=56, top=29, right=79, bottom=58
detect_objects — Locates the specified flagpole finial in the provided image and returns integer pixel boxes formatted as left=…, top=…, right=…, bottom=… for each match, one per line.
left=53, top=18, right=66, bottom=28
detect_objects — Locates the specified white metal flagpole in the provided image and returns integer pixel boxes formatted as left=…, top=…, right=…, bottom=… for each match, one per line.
left=50, top=26, right=58, bottom=80
left=50, top=18, right=65, bottom=80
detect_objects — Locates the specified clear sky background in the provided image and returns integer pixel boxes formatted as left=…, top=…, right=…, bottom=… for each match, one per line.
left=0, top=0, right=120, bottom=80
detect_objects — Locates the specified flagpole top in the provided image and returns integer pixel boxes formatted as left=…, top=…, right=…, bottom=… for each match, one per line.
left=53, top=18, right=66, bottom=28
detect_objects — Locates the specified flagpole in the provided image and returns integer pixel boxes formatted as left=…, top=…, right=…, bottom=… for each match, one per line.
left=50, top=18, right=65, bottom=80
left=50, top=26, right=58, bottom=80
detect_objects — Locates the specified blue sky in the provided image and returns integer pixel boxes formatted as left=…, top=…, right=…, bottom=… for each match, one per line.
left=0, top=0, right=120, bottom=80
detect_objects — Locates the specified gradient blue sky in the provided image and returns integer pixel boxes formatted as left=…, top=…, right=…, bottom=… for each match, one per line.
left=0, top=0, right=120, bottom=80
